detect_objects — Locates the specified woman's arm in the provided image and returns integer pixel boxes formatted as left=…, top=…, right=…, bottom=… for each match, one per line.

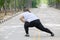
left=20, top=16, right=25, bottom=23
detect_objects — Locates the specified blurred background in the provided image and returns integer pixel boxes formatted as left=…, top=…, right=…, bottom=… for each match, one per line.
left=0, top=0, right=60, bottom=20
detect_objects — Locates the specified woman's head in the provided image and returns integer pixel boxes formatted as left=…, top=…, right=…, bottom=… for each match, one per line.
left=23, top=7, right=31, bottom=12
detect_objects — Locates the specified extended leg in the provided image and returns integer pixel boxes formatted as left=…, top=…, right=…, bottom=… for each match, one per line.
left=35, top=23, right=54, bottom=36
left=34, top=20, right=54, bottom=36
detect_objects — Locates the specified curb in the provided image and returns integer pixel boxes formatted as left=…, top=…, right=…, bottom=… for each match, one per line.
left=0, top=12, right=21, bottom=24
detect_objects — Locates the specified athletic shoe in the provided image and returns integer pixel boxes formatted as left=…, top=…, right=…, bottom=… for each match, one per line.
left=25, top=34, right=30, bottom=37
left=51, top=33, right=54, bottom=37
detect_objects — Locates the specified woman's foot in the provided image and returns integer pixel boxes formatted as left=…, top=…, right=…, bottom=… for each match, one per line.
left=25, top=34, right=30, bottom=37
left=51, top=33, right=54, bottom=37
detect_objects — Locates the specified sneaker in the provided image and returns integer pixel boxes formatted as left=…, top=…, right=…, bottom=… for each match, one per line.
left=25, top=34, right=30, bottom=37
left=51, top=33, right=54, bottom=37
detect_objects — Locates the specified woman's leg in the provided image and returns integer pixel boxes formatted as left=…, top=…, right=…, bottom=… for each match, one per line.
left=36, top=26, right=53, bottom=35
left=24, top=22, right=29, bottom=34
left=34, top=20, right=54, bottom=36
left=24, top=21, right=34, bottom=37
left=24, top=22, right=30, bottom=37
left=35, top=26, right=54, bottom=36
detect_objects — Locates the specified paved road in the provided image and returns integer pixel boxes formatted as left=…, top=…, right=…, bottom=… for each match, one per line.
left=0, top=7, right=60, bottom=40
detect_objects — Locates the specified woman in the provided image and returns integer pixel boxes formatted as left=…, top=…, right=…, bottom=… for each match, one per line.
left=20, top=7, right=54, bottom=37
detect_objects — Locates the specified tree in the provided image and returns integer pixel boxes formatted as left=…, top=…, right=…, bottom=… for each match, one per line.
left=0, top=0, right=5, bottom=11
left=0, top=0, right=11, bottom=11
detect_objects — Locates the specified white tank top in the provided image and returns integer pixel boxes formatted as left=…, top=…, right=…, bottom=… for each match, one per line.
left=21, top=11, right=39, bottom=22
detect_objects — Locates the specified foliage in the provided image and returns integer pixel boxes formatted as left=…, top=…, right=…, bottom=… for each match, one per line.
left=32, top=0, right=40, bottom=8
left=0, top=0, right=5, bottom=8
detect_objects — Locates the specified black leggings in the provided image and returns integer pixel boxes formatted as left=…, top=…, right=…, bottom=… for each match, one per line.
left=24, top=19, right=53, bottom=34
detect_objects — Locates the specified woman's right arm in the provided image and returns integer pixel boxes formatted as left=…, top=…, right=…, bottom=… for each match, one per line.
left=20, top=15, right=25, bottom=23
